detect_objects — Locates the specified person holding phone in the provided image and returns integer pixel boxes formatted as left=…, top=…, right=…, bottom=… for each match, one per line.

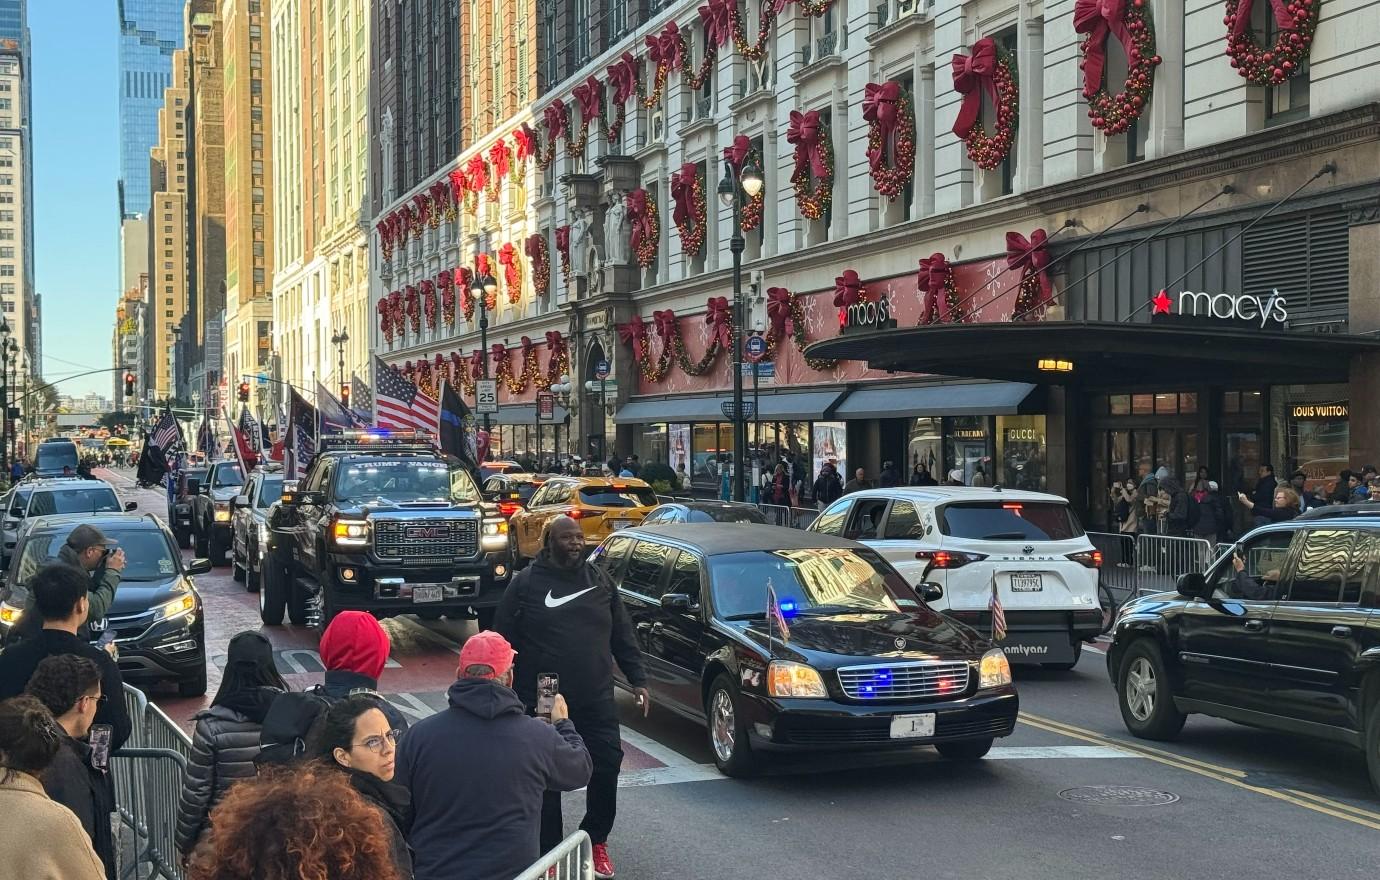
left=23, top=655, right=117, bottom=879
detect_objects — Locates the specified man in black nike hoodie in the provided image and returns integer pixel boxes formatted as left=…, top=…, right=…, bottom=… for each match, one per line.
left=494, top=516, right=649, bottom=879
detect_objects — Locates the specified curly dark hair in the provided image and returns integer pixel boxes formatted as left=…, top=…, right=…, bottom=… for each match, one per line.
left=187, top=765, right=402, bottom=880
left=25, top=655, right=102, bottom=718
left=306, top=695, right=383, bottom=765
left=0, top=696, right=62, bottom=784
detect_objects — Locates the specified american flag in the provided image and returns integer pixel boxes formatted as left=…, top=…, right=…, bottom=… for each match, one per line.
left=375, top=355, right=439, bottom=432
left=239, top=406, right=267, bottom=453
left=989, top=575, right=1008, bottom=642
left=766, top=578, right=790, bottom=644
left=196, top=414, right=215, bottom=457
left=351, top=373, right=374, bottom=421
left=150, top=407, right=181, bottom=452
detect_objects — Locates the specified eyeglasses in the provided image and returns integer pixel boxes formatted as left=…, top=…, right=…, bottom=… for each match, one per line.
left=353, top=729, right=401, bottom=754
left=79, top=693, right=106, bottom=706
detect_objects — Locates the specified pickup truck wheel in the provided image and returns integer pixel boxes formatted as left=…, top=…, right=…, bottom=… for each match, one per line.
left=231, top=545, right=247, bottom=582
left=415, top=609, right=443, bottom=621
left=175, top=526, right=191, bottom=550
left=476, top=607, right=496, bottom=631
left=210, top=533, right=229, bottom=566
left=194, top=532, right=209, bottom=558
left=706, top=675, right=758, bottom=778
left=259, top=560, right=288, bottom=626
left=245, top=549, right=260, bottom=593
left=310, top=582, right=334, bottom=629
left=1117, top=639, right=1186, bottom=741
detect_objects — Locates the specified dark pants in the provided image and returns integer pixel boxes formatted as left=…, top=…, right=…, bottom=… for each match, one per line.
left=541, top=701, right=622, bottom=849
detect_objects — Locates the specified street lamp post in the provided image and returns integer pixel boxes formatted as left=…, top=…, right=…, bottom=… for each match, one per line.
left=469, top=268, right=499, bottom=433
left=717, top=155, right=764, bottom=502
left=331, top=329, right=350, bottom=406
left=6, top=341, right=17, bottom=468
left=551, top=374, right=573, bottom=469
left=0, top=320, right=10, bottom=476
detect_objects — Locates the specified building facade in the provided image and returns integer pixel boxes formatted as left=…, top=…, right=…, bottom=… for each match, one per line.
left=0, top=43, right=34, bottom=379
left=185, top=1, right=227, bottom=404
left=145, top=50, right=190, bottom=400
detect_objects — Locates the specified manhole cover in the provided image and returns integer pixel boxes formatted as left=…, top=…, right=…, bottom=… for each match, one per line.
left=1058, top=785, right=1180, bottom=806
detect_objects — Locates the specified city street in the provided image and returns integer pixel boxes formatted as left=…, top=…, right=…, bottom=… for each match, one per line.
left=101, top=468, right=1380, bottom=879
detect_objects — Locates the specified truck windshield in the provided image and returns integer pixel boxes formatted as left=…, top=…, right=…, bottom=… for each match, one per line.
left=210, top=463, right=245, bottom=488
left=334, top=459, right=480, bottom=504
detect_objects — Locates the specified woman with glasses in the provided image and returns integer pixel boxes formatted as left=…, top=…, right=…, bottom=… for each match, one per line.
left=176, top=631, right=288, bottom=860
left=309, top=695, right=413, bottom=877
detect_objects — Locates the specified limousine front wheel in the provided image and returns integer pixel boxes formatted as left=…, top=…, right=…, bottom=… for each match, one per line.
left=707, top=675, right=758, bottom=778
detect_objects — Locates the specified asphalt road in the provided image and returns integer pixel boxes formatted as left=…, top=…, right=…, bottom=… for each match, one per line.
left=101, top=467, right=1380, bottom=879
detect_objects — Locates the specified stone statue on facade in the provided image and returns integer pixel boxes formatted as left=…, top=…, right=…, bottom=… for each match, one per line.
left=571, top=207, right=602, bottom=282
left=603, top=191, right=630, bottom=268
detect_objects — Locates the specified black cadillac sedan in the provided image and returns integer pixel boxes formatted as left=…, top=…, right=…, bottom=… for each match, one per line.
left=596, top=523, right=1018, bottom=776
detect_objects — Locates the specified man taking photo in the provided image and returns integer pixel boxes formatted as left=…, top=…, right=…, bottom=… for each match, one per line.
left=58, top=525, right=125, bottom=638
left=495, top=516, right=649, bottom=880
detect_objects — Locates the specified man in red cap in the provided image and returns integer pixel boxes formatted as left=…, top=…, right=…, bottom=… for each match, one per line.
left=395, top=630, right=591, bottom=880
left=317, top=611, right=408, bottom=732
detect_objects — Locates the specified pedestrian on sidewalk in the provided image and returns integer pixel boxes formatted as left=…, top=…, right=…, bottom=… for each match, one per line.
left=843, top=468, right=871, bottom=495
left=23, top=655, right=117, bottom=879
left=0, top=564, right=131, bottom=751
left=187, top=765, right=404, bottom=880
left=1190, top=481, right=1230, bottom=547
left=494, top=516, right=648, bottom=879
left=309, top=696, right=413, bottom=878
left=317, top=611, right=409, bottom=732
left=10, top=525, right=125, bottom=644
left=0, top=696, right=107, bottom=880
left=176, top=631, right=287, bottom=859
left=812, top=462, right=843, bottom=510
left=394, top=631, right=591, bottom=880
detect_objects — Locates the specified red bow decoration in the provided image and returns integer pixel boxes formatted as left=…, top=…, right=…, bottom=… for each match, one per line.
left=1006, top=229, right=1054, bottom=309
left=400, top=204, right=417, bottom=234
left=450, top=351, right=465, bottom=375
left=417, top=358, right=432, bottom=383
left=1073, top=0, right=1138, bottom=99
left=524, top=233, right=546, bottom=266
left=448, top=169, right=467, bottom=203
left=705, top=296, right=732, bottom=349
left=543, top=100, right=568, bottom=141
left=653, top=309, right=679, bottom=342
left=647, top=21, right=684, bottom=70
left=377, top=298, right=393, bottom=340
left=514, top=124, right=536, bottom=162
left=438, top=270, right=456, bottom=323
left=917, top=253, right=953, bottom=323
left=555, top=226, right=570, bottom=261
left=863, top=81, right=902, bottom=171
left=468, top=349, right=485, bottom=379
left=670, top=163, right=698, bottom=226
left=723, top=134, right=751, bottom=170
left=833, top=270, right=864, bottom=308
left=488, top=139, right=511, bottom=179
left=545, top=330, right=566, bottom=353
left=1230, top=0, right=1294, bottom=35
left=476, top=252, right=491, bottom=276
left=433, top=352, right=448, bottom=386
left=627, top=188, right=654, bottom=255
left=951, top=38, right=998, bottom=139
left=429, top=180, right=451, bottom=212
left=404, top=285, right=419, bottom=310
left=608, top=54, right=639, bottom=105
left=573, top=76, right=603, bottom=125
left=388, top=290, right=403, bottom=323
left=766, top=287, right=794, bottom=338
left=520, top=336, right=535, bottom=360
left=413, top=193, right=432, bottom=228
left=499, top=242, right=520, bottom=290
left=402, top=360, right=415, bottom=379
left=617, top=319, right=648, bottom=362
left=465, top=155, right=488, bottom=192
left=491, top=343, right=509, bottom=366
left=421, top=280, right=437, bottom=329
left=786, top=109, right=828, bottom=179
left=699, top=0, right=734, bottom=49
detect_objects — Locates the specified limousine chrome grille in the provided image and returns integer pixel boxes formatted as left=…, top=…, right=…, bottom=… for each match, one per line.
left=836, top=661, right=971, bottom=700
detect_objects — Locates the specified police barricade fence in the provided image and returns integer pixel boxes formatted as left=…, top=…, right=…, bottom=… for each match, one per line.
left=114, top=684, right=192, bottom=880
left=513, top=831, right=595, bottom=880
left=756, top=503, right=821, bottom=530
left=1087, top=531, right=1221, bottom=600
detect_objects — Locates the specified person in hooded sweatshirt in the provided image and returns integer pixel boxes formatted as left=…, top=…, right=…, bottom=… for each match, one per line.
left=176, top=631, right=287, bottom=859
left=495, top=515, right=649, bottom=880
left=317, top=610, right=408, bottom=732
left=394, top=630, right=590, bottom=880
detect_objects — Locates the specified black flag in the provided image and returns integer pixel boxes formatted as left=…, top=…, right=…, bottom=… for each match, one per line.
left=438, top=380, right=478, bottom=475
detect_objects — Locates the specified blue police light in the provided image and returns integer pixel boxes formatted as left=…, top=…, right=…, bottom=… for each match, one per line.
left=778, top=599, right=797, bottom=618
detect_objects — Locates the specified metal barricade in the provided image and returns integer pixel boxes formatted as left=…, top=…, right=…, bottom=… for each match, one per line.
left=1132, top=533, right=1215, bottom=597
left=513, top=831, right=594, bottom=880
left=1086, top=531, right=1138, bottom=605
left=113, top=684, right=193, bottom=880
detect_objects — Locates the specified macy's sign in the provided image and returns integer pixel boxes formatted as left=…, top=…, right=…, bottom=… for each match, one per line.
left=1153, top=288, right=1288, bottom=327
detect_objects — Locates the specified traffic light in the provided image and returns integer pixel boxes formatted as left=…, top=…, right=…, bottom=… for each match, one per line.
left=237, top=381, right=250, bottom=402
left=123, top=373, right=135, bottom=397
left=340, top=383, right=351, bottom=407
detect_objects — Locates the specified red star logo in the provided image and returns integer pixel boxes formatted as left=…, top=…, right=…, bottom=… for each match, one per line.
left=1151, top=289, right=1173, bottom=315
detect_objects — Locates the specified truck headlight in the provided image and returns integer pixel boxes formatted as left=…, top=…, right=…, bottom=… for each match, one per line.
left=214, top=505, right=231, bottom=522
left=767, top=661, right=828, bottom=698
left=152, top=593, right=197, bottom=622
left=979, top=649, right=1012, bottom=689
left=480, top=519, right=509, bottom=551
left=332, top=519, right=369, bottom=546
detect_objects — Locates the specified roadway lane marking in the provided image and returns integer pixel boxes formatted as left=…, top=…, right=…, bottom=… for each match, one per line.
left=618, top=725, right=701, bottom=769
left=986, top=746, right=1135, bottom=760
left=389, top=614, right=464, bottom=655
left=1019, top=711, right=1380, bottom=831
left=617, top=765, right=725, bottom=787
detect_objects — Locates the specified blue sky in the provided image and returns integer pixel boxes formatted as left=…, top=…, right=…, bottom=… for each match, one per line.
left=32, top=2, right=120, bottom=398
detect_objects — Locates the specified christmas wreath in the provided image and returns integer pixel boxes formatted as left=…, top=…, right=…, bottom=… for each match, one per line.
left=917, top=253, right=967, bottom=325
left=498, top=243, right=523, bottom=305
left=864, top=80, right=917, bottom=199
left=792, top=0, right=835, bottom=17
left=1074, top=0, right=1162, bottom=135
left=627, top=188, right=660, bottom=269
left=951, top=39, right=1019, bottom=171
left=786, top=109, right=833, bottom=221
left=763, top=286, right=835, bottom=371
left=670, top=163, right=707, bottom=257
left=377, top=297, right=393, bottom=343
left=640, top=24, right=682, bottom=108
left=544, top=331, right=571, bottom=387
left=1224, top=0, right=1317, bottom=86
left=524, top=233, right=551, bottom=297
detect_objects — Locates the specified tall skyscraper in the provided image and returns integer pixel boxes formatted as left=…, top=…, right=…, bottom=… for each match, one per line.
left=0, top=0, right=35, bottom=388
left=118, top=0, right=183, bottom=220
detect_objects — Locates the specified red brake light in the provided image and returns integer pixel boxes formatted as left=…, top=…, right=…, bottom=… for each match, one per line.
left=611, top=484, right=628, bottom=491
left=1067, top=549, right=1102, bottom=569
left=498, top=501, right=522, bottom=517
left=914, top=550, right=988, bottom=573
left=566, top=508, right=588, bottom=520
left=1001, top=503, right=1023, bottom=511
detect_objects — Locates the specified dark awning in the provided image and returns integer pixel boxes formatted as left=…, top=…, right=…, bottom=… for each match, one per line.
left=614, top=388, right=847, bottom=424
left=834, top=382, right=1040, bottom=420
left=805, top=321, right=1380, bottom=387
left=492, top=404, right=569, bottom=425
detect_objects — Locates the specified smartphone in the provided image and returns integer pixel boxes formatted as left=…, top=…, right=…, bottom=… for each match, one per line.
left=97, top=628, right=116, bottom=648
left=536, top=673, right=559, bottom=720
left=88, top=724, right=112, bottom=772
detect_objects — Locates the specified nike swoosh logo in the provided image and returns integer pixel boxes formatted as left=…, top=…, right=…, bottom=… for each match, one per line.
left=545, top=586, right=598, bottom=608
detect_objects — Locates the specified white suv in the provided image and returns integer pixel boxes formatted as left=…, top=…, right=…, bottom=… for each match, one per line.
left=807, top=486, right=1102, bottom=669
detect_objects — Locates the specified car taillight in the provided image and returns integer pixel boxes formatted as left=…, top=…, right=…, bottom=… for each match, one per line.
left=498, top=501, right=522, bottom=518
left=565, top=508, right=589, bottom=520
left=914, top=550, right=988, bottom=577
left=1067, top=549, right=1102, bottom=568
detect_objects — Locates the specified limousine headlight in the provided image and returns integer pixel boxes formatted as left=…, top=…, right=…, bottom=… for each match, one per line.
left=767, top=661, right=828, bottom=698
left=979, top=649, right=1012, bottom=689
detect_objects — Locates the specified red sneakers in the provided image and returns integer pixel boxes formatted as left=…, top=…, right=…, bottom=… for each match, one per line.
left=591, top=843, right=615, bottom=879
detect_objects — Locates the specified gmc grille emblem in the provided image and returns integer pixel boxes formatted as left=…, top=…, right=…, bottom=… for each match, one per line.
left=405, top=526, right=448, bottom=539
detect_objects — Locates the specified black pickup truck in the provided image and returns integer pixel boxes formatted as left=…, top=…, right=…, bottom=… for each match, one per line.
left=261, top=433, right=514, bottom=629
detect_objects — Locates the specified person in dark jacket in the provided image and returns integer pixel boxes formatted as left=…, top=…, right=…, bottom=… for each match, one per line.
left=317, top=610, right=409, bottom=731
left=843, top=467, right=871, bottom=495
left=11, top=524, right=125, bottom=645
left=909, top=463, right=937, bottom=486
left=1238, top=485, right=1301, bottom=525
left=494, top=516, right=648, bottom=880
left=23, top=654, right=116, bottom=879
left=1288, top=470, right=1325, bottom=512
left=175, top=631, right=287, bottom=857
left=309, top=695, right=413, bottom=878
left=394, top=631, right=591, bottom=880
left=878, top=461, right=899, bottom=488
left=1250, top=464, right=1278, bottom=513
left=1189, top=481, right=1230, bottom=546
left=812, top=463, right=843, bottom=509
left=0, top=564, right=131, bottom=751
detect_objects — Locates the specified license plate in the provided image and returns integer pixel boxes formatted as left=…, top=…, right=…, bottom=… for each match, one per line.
left=1010, top=573, right=1044, bottom=592
left=610, top=520, right=630, bottom=530
left=889, top=713, right=935, bottom=739
left=412, top=586, right=443, bottom=603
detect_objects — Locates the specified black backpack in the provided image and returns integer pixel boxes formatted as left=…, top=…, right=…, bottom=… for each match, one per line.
left=255, top=689, right=332, bottom=768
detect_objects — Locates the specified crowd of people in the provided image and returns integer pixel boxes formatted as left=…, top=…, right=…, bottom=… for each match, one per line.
left=0, top=515, right=648, bottom=880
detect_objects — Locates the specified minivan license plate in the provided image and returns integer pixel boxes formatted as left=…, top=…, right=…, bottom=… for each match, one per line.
left=890, top=713, right=935, bottom=739
left=412, top=586, right=443, bottom=604
left=1011, top=573, right=1043, bottom=592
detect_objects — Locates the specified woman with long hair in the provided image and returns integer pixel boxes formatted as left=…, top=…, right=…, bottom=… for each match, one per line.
left=308, top=695, right=413, bottom=877
left=187, top=765, right=404, bottom=880
left=0, top=696, right=106, bottom=880
left=176, top=631, right=288, bottom=858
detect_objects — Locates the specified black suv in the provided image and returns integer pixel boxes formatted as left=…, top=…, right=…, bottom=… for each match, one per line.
left=264, top=433, right=513, bottom=629
left=1107, top=515, right=1380, bottom=791
left=190, top=460, right=246, bottom=563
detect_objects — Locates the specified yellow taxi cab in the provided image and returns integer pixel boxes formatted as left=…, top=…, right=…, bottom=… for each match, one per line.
left=509, top=476, right=659, bottom=561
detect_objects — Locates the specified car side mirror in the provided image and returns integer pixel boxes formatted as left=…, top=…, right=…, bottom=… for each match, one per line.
left=1176, top=572, right=1207, bottom=599
left=123, top=501, right=137, bottom=512
left=186, top=558, right=213, bottom=575
left=185, top=479, right=201, bottom=496
left=660, top=593, right=694, bottom=612
left=919, top=582, right=944, bottom=603
left=233, top=495, right=250, bottom=509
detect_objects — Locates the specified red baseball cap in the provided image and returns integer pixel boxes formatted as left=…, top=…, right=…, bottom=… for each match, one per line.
left=457, top=631, right=517, bottom=679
